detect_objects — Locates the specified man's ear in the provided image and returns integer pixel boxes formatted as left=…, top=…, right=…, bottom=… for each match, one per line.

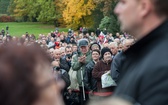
left=138, top=0, right=153, bottom=18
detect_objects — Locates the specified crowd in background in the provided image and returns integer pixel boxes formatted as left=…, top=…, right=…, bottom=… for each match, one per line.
left=0, top=27, right=135, bottom=105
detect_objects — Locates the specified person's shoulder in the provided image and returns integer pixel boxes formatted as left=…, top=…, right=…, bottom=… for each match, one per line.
left=137, top=40, right=168, bottom=73
left=86, top=61, right=94, bottom=68
left=96, top=60, right=103, bottom=65
left=60, top=69, right=68, bottom=74
left=113, top=52, right=124, bottom=60
left=72, top=53, right=78, bottom=58
left=60, top=57, right=66, bottom=61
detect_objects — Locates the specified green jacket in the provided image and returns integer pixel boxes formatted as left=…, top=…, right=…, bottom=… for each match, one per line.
left=71, top=51, right=92, bottom=86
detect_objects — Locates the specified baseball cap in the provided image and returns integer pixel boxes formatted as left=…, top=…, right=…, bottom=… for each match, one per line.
left=78, top=39, right=89, bottom=47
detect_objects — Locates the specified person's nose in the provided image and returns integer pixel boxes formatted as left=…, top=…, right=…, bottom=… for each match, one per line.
left=114, top=3, right=120, bottom=16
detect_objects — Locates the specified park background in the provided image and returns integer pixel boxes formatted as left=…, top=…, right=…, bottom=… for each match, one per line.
left=0, top=0, right=120, bottom=37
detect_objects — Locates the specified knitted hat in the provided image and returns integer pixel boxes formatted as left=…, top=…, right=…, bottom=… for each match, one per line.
left=101, top=47, right=112, bottom=59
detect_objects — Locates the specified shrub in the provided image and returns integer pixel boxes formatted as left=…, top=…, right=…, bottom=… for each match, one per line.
left=0, top=15, right=15, bottom=22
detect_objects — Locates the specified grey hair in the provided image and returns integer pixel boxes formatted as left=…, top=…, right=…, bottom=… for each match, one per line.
left=109, top=42, right=118, bottom=48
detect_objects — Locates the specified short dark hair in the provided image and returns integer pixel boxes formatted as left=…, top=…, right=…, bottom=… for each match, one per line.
left=0, top=42, right=51, bottom=105
left=92, top=49, right=101, bottom=55
left=151, top=0, right=168, bottom=17
left=65, top=45, right=72, bottom=51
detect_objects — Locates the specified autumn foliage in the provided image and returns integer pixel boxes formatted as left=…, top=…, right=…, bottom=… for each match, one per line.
left=7, top=0, right=120, bottom=32
left=0, top=15, right=15, bottom=22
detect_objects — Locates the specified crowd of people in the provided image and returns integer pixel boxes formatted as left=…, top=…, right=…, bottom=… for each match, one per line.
left=1, top=0, right=168, bottom=105
left=0, top=27, right=134, bottom=105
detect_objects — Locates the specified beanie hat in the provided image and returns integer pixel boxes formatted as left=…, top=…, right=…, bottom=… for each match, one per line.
left=101, top=47, right=112, bottom=59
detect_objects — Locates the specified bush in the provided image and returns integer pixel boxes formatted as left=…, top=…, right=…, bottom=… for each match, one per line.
left=0, top=15, right=15, bottom=22
left=99, top=16, right=111, bottom=30
left=87, top=28, right=95, bottom=34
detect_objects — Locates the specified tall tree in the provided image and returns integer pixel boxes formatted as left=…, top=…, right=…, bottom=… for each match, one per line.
left=37, top=0, right=58, bottom=24
left=0, top=0, right=10, bottom=14
left=97, top=0, right=120, bottom=33
left=8, top=0, right=60, bottom=23
left=62, top=0, right=96, bottom=29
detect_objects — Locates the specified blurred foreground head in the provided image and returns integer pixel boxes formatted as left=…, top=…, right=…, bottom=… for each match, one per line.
left=89, top=96, right=140, bottom=105
left=0, top=43, right=64, bottom=105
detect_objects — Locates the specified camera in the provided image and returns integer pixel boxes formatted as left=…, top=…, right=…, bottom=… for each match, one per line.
left=53, top=66, right=60, bottom=71
left=66, top=54, right=72, bottom=59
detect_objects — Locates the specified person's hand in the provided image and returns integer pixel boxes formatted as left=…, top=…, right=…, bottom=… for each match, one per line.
left=106, top=70, right=111, bottom=74
left=78, top=55, right=86, bottom=63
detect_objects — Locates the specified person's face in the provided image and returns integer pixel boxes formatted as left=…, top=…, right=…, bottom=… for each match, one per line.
left=51, top=38, right=54, bottom=42
left=70, top=38, right=74, bottom=41
left=61, top=50, right=65, bottom=57
left=12, top=37, right=17, bottom=41
left=118, top=44, right=123, bottom=51
left=114, top=0, right=140, bottom=33
left=49, top=49, right=54, bottom=56
left=64, top=43, right=67, bottom=47
left=72, top=45, right=77, bottom=52
left=103, top=52, right=112, bottom=62
left=60, top=35, right=64, bottom=40
left=54, top=51, right=61, bottom=59
left=123, top=41, right=132, bottom=51
left=80, top=46, right=89, bottom=54
left=92, top=51, right=100, bottom=61
left=91, top=45, right=99, bottom=51
left=42, top=40, right=46, bottom=45
left=65, top=48, right=72, bottom=55
left=91, top=32, right=94, bottom=36
left=110, top=45, right=118, bottom=55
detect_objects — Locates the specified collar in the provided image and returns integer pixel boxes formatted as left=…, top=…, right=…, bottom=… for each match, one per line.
left=93, top=60, right=99, bottom=64
left=102, top=59, right=112, bottom=65
left=124, top=19, right=168, bottom=57
left=79, top=51, right=91, bottom=56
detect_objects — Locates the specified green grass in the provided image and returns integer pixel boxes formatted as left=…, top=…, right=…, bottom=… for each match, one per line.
left=0, top=22, right=68, bottom=37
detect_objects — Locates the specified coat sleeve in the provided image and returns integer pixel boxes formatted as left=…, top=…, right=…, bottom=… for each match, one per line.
left=83, top=65, right=92, bottom=91
left=61, top=70, right=71, bottom=88
left=92, top=62, right=105, bottom=81
left=60, top=58, right=70, bottom=72
left=71, top=54, right=83, bottom=71
left=111, top=56, right=120, bottom=83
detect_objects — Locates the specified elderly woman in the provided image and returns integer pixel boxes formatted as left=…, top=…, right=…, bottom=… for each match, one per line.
left=0, top=42, right=64, bottom=105
left=92, top=47, right=114, bottom=99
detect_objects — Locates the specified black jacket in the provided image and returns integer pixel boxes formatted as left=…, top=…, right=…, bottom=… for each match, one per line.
left=60, top=57, right=71, bottom=72
left=114, top=20, right=168, bottom=105
left=83, top=60, right=97, bottom=91
left=60, top=69, right=71, bottom=89
left=111, top=51, right=125, bottom=83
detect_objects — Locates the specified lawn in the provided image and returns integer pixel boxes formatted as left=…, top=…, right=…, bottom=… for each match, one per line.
left=0, top=22, right=68, bottom=37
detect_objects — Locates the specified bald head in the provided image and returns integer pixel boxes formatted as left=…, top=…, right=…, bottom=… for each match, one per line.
left=54, top=49, right=61, bottom=59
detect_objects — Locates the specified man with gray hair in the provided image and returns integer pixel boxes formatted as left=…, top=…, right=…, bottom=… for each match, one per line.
left=108, top=42, right=118, bottom=58
left=109, top=0, right=168, bottom=104
left=71, top=39, right=92, bottom=105
left=110, top=39, right=133, bottom=83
